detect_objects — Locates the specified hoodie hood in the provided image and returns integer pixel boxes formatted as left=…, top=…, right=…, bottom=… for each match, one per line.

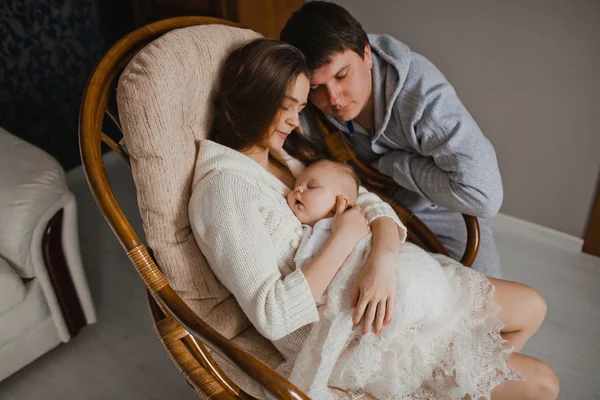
left=368, top=34, right=412, bottom=142
left=322, top=34, right=412, bottom=144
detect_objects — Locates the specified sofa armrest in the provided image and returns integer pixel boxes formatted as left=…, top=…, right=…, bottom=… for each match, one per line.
left=0, top=127, right=68, bottom=278
left=0, top=127, right=96, bottom=342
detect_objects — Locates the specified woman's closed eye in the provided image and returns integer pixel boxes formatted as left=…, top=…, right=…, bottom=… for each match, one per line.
left=282, top=104, right=304, bottom=114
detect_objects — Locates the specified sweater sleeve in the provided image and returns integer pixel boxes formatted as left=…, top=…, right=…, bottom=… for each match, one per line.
left=378, top=55, right=503, bottom=218
left=356, top=186, right=407, bottom=243
left=189, top=172, right=319, bottom=341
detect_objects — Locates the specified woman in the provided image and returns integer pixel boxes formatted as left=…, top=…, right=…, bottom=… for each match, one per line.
left=189, top=38, right=559, bottom=399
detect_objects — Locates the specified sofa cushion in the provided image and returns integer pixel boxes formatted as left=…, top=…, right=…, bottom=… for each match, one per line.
left=0, top=256, right=26, bottom=314
left=0, top=279, right=50, bottom=347
left=0, top=127, right=68, bottom=278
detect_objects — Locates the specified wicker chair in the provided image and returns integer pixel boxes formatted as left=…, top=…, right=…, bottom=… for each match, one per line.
left=79, top=16, right=480, bottom=399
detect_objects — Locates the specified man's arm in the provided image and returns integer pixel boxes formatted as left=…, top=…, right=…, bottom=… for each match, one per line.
left=378, top=55, right=503, bottom=218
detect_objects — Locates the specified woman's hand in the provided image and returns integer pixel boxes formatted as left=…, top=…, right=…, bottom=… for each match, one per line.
left=351, top=215, right=401, bottom=335
left=331, top=195, right=370, bottom=245
left=351, top=249, right=398, bottom=335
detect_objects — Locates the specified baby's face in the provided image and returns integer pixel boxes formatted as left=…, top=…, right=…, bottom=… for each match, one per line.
left=287, top=162, right=356, bottom=226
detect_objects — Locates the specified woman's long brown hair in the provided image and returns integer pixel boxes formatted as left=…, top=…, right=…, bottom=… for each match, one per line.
left=211, top=38, right=320, bottom=164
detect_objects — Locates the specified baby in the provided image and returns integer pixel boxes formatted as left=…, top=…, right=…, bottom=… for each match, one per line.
left=286, top=159, right=361, bottom=280
left=283, top=160, right=509, bottom=399
left=287, top=159, right=360, bottom=225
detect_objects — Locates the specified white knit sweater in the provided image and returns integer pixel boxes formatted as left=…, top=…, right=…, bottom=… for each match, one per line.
left=189, top=140, right=403, bottom=358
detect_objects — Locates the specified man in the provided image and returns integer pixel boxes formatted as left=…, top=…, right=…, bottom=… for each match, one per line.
left=281, top=1, right=503, bottom=277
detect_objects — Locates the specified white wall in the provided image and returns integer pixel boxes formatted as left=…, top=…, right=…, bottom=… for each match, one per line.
left=333, top=0, right=600, bottom=237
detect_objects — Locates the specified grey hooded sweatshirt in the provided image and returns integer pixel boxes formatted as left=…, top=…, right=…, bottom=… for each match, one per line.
left=301, top=34, right=503, bottom=219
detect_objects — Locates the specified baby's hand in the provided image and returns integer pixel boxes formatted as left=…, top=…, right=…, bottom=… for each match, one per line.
left=331, top=195, right=370, bottom=245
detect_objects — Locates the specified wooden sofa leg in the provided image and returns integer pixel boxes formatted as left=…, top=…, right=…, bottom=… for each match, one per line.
left=42, top=209, right=87, bottom=337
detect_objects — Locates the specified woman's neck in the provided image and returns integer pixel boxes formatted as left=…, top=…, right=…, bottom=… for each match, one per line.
left=241, top=145, right=294, bottom=189
left=241, top=146, right=270, bottom=168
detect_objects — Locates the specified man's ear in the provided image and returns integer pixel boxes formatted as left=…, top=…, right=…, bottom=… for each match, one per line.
left=364, top=44, right=373, bottom=69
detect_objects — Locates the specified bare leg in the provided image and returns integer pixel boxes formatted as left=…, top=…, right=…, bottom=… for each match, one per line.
left=460, top=278, right=555, bottom=399
left=488, top=277, right=547, bottom=352
left=490, top=353, right=559, bottom=400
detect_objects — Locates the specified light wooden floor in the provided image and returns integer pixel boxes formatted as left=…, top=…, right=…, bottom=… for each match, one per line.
left=1, top=152, right=598, bottom=400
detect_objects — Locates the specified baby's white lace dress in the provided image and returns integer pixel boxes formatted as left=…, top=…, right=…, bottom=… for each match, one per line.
left=278, top=240, right=521, bottom=399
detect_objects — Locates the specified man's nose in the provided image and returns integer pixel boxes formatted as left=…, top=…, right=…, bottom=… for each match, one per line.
left=326, top=84, right=340, bottom=106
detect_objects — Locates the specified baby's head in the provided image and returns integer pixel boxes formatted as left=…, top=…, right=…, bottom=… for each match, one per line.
left=287, top=159, right=360, bottom=226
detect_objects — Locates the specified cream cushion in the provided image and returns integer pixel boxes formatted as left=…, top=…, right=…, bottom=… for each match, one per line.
left=117, top=25, right=269, bottom=342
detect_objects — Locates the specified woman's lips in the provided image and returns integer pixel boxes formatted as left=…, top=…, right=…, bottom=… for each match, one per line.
left=277, top=130, right=289, bottom=140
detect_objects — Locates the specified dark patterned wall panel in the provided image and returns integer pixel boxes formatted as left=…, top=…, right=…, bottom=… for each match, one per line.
left=0, top=0, right=104, bottom=170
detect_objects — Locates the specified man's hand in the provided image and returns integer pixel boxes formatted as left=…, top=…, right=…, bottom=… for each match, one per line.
left=351, top=249, right=398, bottom=335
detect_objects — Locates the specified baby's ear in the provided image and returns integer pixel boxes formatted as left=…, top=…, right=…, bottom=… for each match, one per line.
left=341, top=196, right=350, bottom=210
left=331, top=195, right=350, bottom=213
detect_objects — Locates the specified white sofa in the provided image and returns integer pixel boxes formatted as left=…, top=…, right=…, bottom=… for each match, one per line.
left=0, top=126, right=96, bottom=381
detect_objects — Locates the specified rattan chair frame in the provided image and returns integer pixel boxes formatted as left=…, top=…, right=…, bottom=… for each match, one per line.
left=79, top=16, right=480, bottom=400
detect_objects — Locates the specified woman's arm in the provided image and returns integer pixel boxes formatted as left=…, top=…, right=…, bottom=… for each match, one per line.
left=371, top=217, right=402, bottom=255
left=352, top=187, right=407, bottom=334
left=302, top=196, right=370, bottom=300
left=355, top=186, right=407, bottom=238
left=302, top=232, right=356, bottom=300
left=190, top=173, right=319, bottom=341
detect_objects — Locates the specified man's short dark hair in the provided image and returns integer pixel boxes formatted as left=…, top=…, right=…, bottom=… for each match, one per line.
left=280, top=1, right=369, bottom=71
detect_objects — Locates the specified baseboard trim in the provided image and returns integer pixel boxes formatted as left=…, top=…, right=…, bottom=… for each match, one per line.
left=491, top=213, right=583, bottom=252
